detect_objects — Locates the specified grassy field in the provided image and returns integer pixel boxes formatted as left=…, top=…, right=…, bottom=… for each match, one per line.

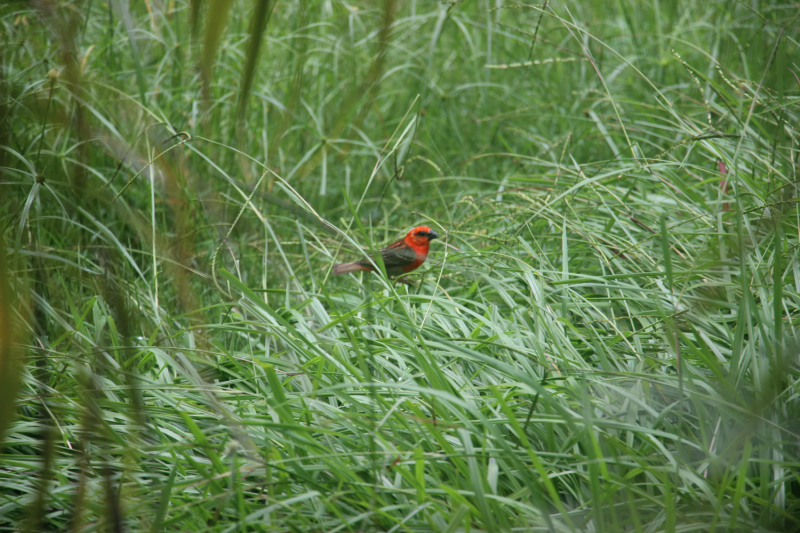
left=1, top=0, right=799, bottom=531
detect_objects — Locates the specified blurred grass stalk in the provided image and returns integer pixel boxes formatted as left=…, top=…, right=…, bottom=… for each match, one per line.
left=0, top=233, right=26, bottom=446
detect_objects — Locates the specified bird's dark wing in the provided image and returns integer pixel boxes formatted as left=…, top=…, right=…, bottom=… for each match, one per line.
left=357, top=241, right=416, bottom=269
left=380, top=241, right=418, bottom=268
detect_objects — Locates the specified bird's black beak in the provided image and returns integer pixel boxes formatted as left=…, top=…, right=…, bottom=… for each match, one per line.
left=429, top=230, right=439, bottom=240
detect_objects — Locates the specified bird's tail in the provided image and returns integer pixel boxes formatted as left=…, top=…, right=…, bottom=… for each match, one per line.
left=332, top=262, right=370, bottom=275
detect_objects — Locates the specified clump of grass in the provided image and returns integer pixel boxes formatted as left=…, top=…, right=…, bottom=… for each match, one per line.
left=1, top=0, right=798, bottom=531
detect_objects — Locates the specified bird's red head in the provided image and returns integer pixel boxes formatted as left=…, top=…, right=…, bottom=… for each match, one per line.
left=405, top=226, right=439, bottom=249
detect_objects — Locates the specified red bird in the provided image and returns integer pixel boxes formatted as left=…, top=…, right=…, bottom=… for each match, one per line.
left=333, top=226, right=439, bottom=277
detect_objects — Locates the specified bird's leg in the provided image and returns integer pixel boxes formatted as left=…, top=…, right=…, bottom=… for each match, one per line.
left=394, top=276, right=416, bottom=286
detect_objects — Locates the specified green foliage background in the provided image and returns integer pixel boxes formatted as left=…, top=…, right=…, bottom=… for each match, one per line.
left=1, top=0, right=799, bottom=531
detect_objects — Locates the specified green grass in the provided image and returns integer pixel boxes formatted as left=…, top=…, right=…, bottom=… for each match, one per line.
left=1, top=0, right=799, bottom=531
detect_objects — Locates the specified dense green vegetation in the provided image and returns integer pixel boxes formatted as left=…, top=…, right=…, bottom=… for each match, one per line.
left=2, top=0, right=799, bottom=531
